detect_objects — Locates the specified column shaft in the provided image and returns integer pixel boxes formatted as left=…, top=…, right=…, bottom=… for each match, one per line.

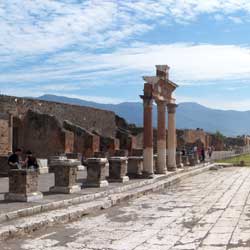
left=156, top=100, right=166, bottom=174
left=167, top=104, right=177, bottom=171
left=142, top=97, right=154, bottom=177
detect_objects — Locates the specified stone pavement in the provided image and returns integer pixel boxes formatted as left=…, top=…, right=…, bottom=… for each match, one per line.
left=2, top=167, right=250, bottom=250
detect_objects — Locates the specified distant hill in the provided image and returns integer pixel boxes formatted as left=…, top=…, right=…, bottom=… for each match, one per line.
left=38, top=94, right=250, bottom=136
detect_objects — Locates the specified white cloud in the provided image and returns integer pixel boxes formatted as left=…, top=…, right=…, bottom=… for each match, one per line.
left=1, top=0, right=250, bottom=56
left=2, top=43, right=250, bottom=87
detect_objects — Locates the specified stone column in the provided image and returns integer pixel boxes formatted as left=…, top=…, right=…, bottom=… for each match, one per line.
left=141, top=95, right=154, bottom=178
left=167, top=103, right=178, bottom=171
left=156, top=100, right=167, bottom=174
left=8, top=113, right=13, bottom=153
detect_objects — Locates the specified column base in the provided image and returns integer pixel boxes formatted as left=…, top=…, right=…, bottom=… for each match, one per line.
left=155, top=169, right=167, bottom=174
left=108, top=176, right=129, bottom=183
left=177, top=163, right=184, bottom=169
left=49, top=185, right=81, bottom=194
left=86, top=180, right=109, bottom=188
left=167, top=166, right=177, bottom=172
left=141, top=172, right=154, bottom=179
left=4, top=191, right=43, bottom=202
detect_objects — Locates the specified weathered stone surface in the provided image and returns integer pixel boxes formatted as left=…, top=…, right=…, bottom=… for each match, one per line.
left=176, top=151, right=184, bottom=168
left=5, top=169, right=43, bottom=202
left=2, top=166, right=250, bottom=249
left=127, top=156, right=143, bottom=177
left=188, top=154, right=196, bottom=166
left=182, top=155, right=190, bottom=166
left=108, top=157, right=129, bottom=183
left=49, top=159, right=81, bottom=194
left=86, top=158, right=109, bottom=187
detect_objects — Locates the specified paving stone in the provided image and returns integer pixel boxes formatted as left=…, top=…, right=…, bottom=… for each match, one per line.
left=2, top=167, right=250, bottom=250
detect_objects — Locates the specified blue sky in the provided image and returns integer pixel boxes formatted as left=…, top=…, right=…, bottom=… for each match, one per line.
left=1, top=0, right=250, bottom=110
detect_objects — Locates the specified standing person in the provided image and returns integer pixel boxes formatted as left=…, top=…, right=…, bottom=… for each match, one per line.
left=24, top=151, right=39, bottom=170
left=8, top=148, right=23, bottom=169
left=201, top=146, right=205, bottom=162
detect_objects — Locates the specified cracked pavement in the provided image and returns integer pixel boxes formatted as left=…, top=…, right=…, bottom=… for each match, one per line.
left=2, top=167, right=250, bottom=250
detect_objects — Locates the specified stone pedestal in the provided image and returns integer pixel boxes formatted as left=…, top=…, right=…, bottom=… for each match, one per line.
left=5, top=169, right=43, bottom=202
left=156, top=100, right=167, bottom=174
left=194, top=151, right=200, bottom=164
left=86, top=158, right=109, bottom=187
left=181, top=156, right=190, bottom=166
left=127, top=156, right=143, bottom=178
left=167, top=103, right=177, bottom=171
left=176, top=152, right=184, bottom=168
left=188, top=154, right=196, bottom=166
left=49, top=159, right=81, bottom=194
left=108, top=157, right=129, bottom=183
left=153, top=154, right=158, bottom=173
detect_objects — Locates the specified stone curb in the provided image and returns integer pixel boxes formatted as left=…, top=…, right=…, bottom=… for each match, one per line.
left=0, top=163, right=214, bottom=240
left=0, top=163, right=210, bottom=224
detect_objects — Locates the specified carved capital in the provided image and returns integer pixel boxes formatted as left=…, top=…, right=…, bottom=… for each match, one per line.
left=140, top=95, right=153, bottom=107
left=167, top=103, right=178, bottom=114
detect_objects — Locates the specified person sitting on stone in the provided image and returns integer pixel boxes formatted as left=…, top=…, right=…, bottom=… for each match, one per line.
left=8, top=148, right=23, bottom=170
left=24, top=150, right=39, bottom=170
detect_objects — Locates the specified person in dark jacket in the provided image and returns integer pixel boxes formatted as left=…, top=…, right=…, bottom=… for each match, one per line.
left=24, top=151, right=39, bottom=170
left=8, top=148, right=23, bottom=169
left=201, top=147, right=205, bottom=162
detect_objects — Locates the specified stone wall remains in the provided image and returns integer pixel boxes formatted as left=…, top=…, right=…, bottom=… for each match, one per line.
left=0, top=95, right=117, bottom=138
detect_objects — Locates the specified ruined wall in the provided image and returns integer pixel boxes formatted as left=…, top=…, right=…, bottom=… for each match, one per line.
left=0, top=113, right=10, bottom=156
left=182, top=129, right=210, bottom=148
left=63, top=121, right=100, bottom=157
left=0, top=95, right=117, bottom=138
left=16, top=110, right=73, bottom=158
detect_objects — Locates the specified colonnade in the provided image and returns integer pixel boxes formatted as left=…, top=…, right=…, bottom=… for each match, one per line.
left=141, top=65, right=178, bottom=177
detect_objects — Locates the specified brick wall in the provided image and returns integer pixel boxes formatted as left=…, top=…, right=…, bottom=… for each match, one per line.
left=0, top=95, right=117, bottom=138
left=0, top=113, right=10, bottom=156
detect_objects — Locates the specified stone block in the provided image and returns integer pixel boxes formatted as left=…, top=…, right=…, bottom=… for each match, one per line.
left=182, top=155, right=190, bottom=166
left=188, top=154, right=196, bottom=166
left=86, top=158, right=109, bottom=187
left=108, top=157, right=129, bottom=183
left=176, top=152, right=184, bottom=168
left=114, top=150, right=129, bottom=157
left=4, top=169, right=43, bottom=202
left=127, top=156, right=143, bottom=178
left=194, top=151, right=200, bottom=164
left=0, top=156, right=9, bottom=176
left=49, top=159, right=81, bottom=194
left=37, top=159, right=49, bottom=174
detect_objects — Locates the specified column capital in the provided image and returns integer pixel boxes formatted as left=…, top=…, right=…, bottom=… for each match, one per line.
left=140, top=95, right=153, bottom=107
left=155, top=99, right=167, bottom=106
left=167, top=103, right=178, bottom=114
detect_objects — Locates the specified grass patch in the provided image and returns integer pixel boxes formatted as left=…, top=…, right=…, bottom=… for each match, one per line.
left=216, top=154, right=250, bottom=165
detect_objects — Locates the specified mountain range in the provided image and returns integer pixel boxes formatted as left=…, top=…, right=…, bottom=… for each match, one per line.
left=38, top=94, right=250, bottom=136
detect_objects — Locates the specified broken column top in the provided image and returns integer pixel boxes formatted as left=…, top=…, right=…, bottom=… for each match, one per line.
left=155, top=65, right=170, bottom=72
left=156, top=65, right=170, bottom=80
left=142, top=76, right=159, bottom=85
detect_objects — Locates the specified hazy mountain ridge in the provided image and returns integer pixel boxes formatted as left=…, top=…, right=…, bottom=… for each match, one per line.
left=38, top=94, right=250, bottom=136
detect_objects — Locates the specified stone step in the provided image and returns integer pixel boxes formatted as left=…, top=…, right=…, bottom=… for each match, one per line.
left=0, top=163, right=214, bottom=240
